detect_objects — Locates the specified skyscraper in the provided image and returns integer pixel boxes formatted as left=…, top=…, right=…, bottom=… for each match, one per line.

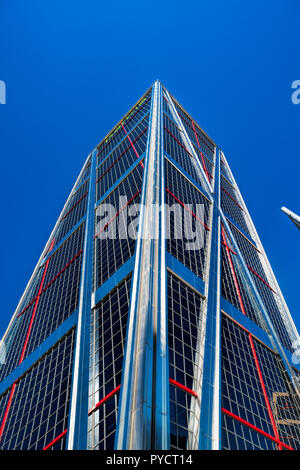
left=0, top=80, right=299, bottom=451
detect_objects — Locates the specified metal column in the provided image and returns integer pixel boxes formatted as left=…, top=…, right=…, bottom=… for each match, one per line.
left=67, top=149, right=97, bottom=450
left=116, top=80, right=168, bottom=449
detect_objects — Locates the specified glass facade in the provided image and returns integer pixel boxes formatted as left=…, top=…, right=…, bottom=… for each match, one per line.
left=0, top=81, right=299, bottom=450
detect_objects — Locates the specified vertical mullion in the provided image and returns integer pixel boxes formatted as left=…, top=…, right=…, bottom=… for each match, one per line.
left=66, top=149, right=97, bottom=450
left=153, top=82, right=169, bottom=449
left=116, top=80, right=166, bottom=450
left=197, top=148, right=221, bottom=450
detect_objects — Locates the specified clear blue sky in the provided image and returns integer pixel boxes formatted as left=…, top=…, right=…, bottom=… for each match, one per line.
left=0, top=0, right=299, bottom=337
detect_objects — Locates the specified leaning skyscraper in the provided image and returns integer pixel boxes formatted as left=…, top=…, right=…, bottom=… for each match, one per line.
left=0, top=81, right=299, bottom=451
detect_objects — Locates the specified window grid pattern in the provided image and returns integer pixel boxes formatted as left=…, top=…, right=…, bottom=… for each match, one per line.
left=221, top=315, right=278, bottom=443
left=89, top=394, right=120, bottom=450
left=226, top=222, right=293, bottom=352
left=43, top=223, right=85, bottom=286
left=88, top=276, right=132, bottom=450
left=171, top=97, right=215, bottom=162
left=221, top=175, right=239, bottom=203
left=221, top=187, right=251, bottom=236
left=168, top=273, right=203, bottom=450
left=165, top=159, right=211, bottom=280
left=96, top=114, right=148, bottom=201
left=0, top=391, right=9, bottom=428
left=252, top=277, right=292, bottom=352
left=14, top=267, right=44, bottom=317
left=97, top=93, right=151, bottom=165
left=75, top=157, right=91, bottom=189
left=53, top=180, right=89, bottom=246
left=24, top=250, right=82, bottom=358
left=221, top=226, right=265, bottom=329
left=192, top=144, right=214, bottom=186
left=221, top=244, right=264, bottom=327
left=163, top=93, right=172, bottom=114
left=45, top=432, right=67, bottom=450
left=3, top=223, right=84, bottom=366
left=44, top=433, right=67, bottom=450
left=229, top=224, right=265, bottom=280
left=254, top=340, right=300, bottom=450
left=221, top=314, right=296, bottom=450
left=12, top=223, right=84, bottom=324
left=164, top=114, right=205, bottom=188
left=94, top=164, right=143, bottom=289
left=0, top=225, right=84, bottom=379
left=121, top=95, right=151, bottom=132
left=121, top=113, right=149, bottom=155
left=0, top=303, right=36, bottom=382
left=170, top=386, right=194, bottom=451
left=222, top=414, right=277, bottom=450
left=0, top=329, right=75, bottom=450
left=64, top=180, right=89, bottom=214
left=221, top=157, right=234, bottom=183
left=97, top=112, right=149, bottom=173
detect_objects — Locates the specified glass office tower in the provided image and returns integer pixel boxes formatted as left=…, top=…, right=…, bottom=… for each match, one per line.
left=0, top=80, right=299, bottom=451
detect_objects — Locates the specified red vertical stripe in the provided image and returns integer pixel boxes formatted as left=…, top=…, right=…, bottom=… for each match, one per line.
left=165, top=188, right=210, bottom=230
left=121, top=122, right=144, bottom=168
left=191, top=120, right=210, bottom=183
left=248, top=333, right=282, bottom=450
left=43, top=429, right=68, bottom=450
left=169, top=378, right=198, bottom=397
left=60, top=192, right=88, bottom=221
left=88, top=384, right=121, bottom=415
left=164, top=127, right=193, bottom=158
left=0, top=382, right=17, bottom=442
left=221, top=408, right=293, bottom=450
left=221, top=226, right=246, bottom=316
left=221, top=186, right=243, bottom=210
left=246, top=265, right=278, bottom=295
left=18, top=238, right=55, bottom=364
